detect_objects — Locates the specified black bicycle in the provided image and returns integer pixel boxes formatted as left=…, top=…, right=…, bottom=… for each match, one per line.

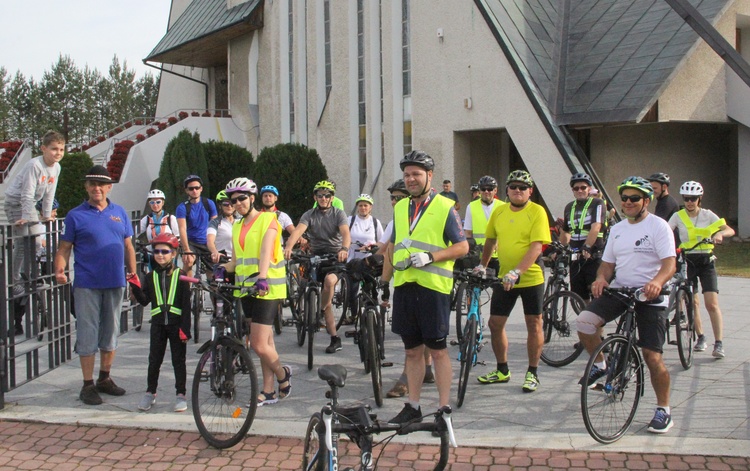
left=302, top=364, right=457, bottom=471
left=183, top=274, right=259, bottom=449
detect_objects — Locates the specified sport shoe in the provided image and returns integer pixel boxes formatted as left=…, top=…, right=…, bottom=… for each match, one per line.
left=174, top=394, right=187, bottom=412
left=12, top=283, right=25, bottom=297
left=578, top=364, right=608, bottom=387
left=138, top=392, right=156, bottom=411
left=647, top=407, right=673, bottom=434
left=80, top=384, right=103, bottom=405
left=388, top=403, right=422, bottom=425
left=522, top=372, right=540, bottom=393
left=96, top=377, right=126, bottom=396
left=694, top=335, right=707, bottom=352
left=423, top=370, right=435, bottom=384
left=258, top=391, right=278, bottom=406
left=325, top=336, right=342, bottom=354
left=712, top=341, right=725, bottom=359
left=477, top=369, right=511, bottom=384
left=386, top=382, right=408, bottom=398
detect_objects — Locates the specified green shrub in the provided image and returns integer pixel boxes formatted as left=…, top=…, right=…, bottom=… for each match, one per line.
left=57, top=152, right=93, bottom=217
left=203, top=140, right=254, bottom=199
left=157, top=130, right=208, bottom=213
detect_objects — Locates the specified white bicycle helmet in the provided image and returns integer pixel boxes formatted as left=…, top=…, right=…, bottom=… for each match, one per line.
left=225, top=177, right=257, bottom=194
left=147, top=189, right=165, bottom=200
left=679, top=181, right=703, bottom=196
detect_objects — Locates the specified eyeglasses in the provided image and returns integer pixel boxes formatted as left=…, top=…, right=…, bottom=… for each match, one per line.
left=230, top=194, right=250, bottom=204
left=620, top=194, right=644, bottom=203
left=315, top=193, right=333, bottom=199
left=390, top=195, right=407, bottom=202
left=572, top=186, right=588, bottom=192
left=479, top=187, right=495, bottom=192
left=152, top=249, right=172, bottom=255
left=149, top=200, right=163, bottom=205
left=187, top=186, right=202, bottom=191
left=221, top=201, right=233, bottom=207
left=683, top=196, right=699, bottom=202
left=508, top=184, right=530, bottom=191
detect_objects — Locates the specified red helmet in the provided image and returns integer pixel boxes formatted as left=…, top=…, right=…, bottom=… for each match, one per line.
left=150, top=233, right=179, bottom=249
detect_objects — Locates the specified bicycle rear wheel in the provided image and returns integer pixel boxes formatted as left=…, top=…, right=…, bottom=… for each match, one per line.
left=454, top=282, right=470, bottom=342
left=307, top=290, right=319, bottom=371
left=191, top=288, right=203, bottom=344
left=541, top=290, right=585, bottom=367
left=192, top=339, right=258, bottom=448
left=332, top=274, right=350, bottom=329
left=295, top=289, right=307, bottom=346
left=359, top=309, right=371, bottom=374
left=302, top=412, right=328, bottom=471
left=581, top=336, right=644, bottom=444
left=366, top=308, right=383, bottom=407
left=457, top=318, right=477, bottom=408
left=675, top=288, right=694, bottom=370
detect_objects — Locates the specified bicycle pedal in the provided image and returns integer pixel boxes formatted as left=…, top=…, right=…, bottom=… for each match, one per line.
left=668, top=340, right=678, bottom=346
left=382, top=362, right=394, bottom=367
left=477, top=361, right=486, bottom=366
left=282, top=319, right=295, bottom=326
left=344, top=330, right=357, bottom=338
left=449, top=339, right=459, bottom=346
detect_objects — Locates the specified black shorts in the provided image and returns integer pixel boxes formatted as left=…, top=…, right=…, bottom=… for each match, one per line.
left=490, top=284, right=544, bottom=317
left=586, top=293, right=668, bottom=354
left=392, top=283, right=450, bottom=348
left=240, top=296, right=280, bottom=325
left=686, top=254, right=718, bottom=294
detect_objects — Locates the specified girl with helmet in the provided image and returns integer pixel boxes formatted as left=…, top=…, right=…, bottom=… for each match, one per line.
left=207, top=190, right=236, bottom=263
left=220, top=178, right=292, bottom=406
left=138, top=189, right=180, bottom=270
left=347, top=194, right=384, bottom=262
left=668, top=181, right=735, bottom=358
left=129, top=233, right=192, bottom=413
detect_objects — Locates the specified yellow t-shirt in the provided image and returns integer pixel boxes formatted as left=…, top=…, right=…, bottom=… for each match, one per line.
left=486, top=201, right=551, bottom=288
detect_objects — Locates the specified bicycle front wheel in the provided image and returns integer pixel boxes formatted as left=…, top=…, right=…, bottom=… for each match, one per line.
left=332, top=274, right=350, bottom=329
left=302, top=412, right=328, bottom=471
left=295, top=290, right=307, bottom=346
left=307, top=290, right=319, bottom=371
left=675, top=288, right=694, bottom=370
left=192, top=289, right=203, bottom=344
left=359, top=309, right=371, bottom=374
left=366, top=308, right=383, bottom=407
left=541, top=290, right=585, bottom=367
left=454, top=282, right=470, bottom=342
left=192, top=339, right=259, bottom=448
left=581, top=336, right=644, bottom=444
left=457, top=318, right=477, bottom=408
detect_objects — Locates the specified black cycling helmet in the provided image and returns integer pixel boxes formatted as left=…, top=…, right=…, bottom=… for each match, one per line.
left=399, top=150, right=435, bottom=171
left=569, top=172, right=593, bottom=187
left=387, top=179, right=407, bottom=193
left=183, top=174, right=202, bottom=188
left=647, top=172, right=670, bottom=186
left=470, top=184, right=480, bottom=192
left=478, top=175, right=498, bottom=188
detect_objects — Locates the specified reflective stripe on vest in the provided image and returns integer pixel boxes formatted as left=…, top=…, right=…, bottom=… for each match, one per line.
left=468, top=199, right=499, bottom=259
left=393, top=194, right=455, bottom=294
left=568, top=198, right=602, bottom=238
left=233, top=212, right=287, bottom=299
left=676, top=210, right=725, bottom=253
left=151, top=270, right=182, bottom=316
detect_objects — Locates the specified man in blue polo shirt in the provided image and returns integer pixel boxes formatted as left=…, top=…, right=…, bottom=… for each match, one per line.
left=54, top=165, right=137, bottom=406
left=176, top=175, right=217, bottom=271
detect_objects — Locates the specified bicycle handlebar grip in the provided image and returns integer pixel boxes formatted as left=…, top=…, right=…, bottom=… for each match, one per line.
left=179, top=275, right=200, bottom=284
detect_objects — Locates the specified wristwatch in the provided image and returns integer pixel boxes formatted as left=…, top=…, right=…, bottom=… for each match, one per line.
left=340, top=247, right=349, bottom=252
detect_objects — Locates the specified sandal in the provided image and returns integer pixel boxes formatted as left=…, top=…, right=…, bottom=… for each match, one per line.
left=258, top=391, right=278, bottom=406
left=278, top=365, right=292, bottom=399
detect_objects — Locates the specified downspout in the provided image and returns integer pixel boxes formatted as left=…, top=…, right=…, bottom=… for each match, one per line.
left=143, top=61, right=210, bottom=111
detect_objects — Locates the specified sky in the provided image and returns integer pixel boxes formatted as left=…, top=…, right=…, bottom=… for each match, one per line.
left=0, top=0, right=173, bottom=81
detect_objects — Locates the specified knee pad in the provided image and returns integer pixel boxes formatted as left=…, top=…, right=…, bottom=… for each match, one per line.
left=577, top=310, right=603, bottom=335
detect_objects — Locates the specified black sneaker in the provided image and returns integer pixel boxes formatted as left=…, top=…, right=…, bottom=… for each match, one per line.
left=647, top=407, right=673, bottom=434
left=578, top=364, right=607, bottom=387
left=80, top=385, right=103, bottom=405
left=388, top=403, right=422, bottom=425
left=325, top=336, right=342, bottom=354
left=96, top=377, right=126, bottom=396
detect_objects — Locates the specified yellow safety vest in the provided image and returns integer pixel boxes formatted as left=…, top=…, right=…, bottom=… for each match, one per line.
left=568, top=197, right=604, bottom=239
left=469, top=199, right=500, bottom=259
left=676, top=210, right=725, bottom=253
left=393, top=194, right=455, bottom=294
left=151, top=270, right=182, bottom=317
left=232, top=212, right=287, bottom=299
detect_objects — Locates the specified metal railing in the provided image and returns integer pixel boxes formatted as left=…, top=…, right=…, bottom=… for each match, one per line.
left=0, top=138, right=32, bottom=184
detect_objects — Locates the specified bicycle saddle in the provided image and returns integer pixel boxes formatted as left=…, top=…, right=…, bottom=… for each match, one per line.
left=318, top=364, right=348, bottom=387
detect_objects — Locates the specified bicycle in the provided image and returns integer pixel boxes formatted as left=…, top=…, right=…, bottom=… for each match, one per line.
left=452, top=242, right=482, bottom=342
left=184, top=250, right=225, bottom=343
left=540, top=242, right=586, bottom=367
left=302, top=364, right=458, bottom=471
left=454, top=268, right=496, bottom=408
left=580, top=286, right=668, bottom=444
left=183, top=274, right=259, bottom=449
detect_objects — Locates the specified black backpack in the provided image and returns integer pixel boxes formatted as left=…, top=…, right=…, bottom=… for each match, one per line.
left=183, top=197, right=212, bottom=227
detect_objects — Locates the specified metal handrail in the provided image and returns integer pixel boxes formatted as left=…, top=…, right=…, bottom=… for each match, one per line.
left=0, top=138, right=32, bottom=183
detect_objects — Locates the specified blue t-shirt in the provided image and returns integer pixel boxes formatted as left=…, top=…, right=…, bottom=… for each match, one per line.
left=60, top=200, right=133, bottom=289
left=175, top=197, right=218, bottom=245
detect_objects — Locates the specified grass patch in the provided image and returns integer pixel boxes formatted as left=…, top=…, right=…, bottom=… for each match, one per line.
left=713, top=241, right=750, bottom=278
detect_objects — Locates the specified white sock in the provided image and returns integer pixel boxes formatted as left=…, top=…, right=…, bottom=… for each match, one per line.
left=594, top=360, right=606, bottom=370
left=658, top=406, right=671, bottom=415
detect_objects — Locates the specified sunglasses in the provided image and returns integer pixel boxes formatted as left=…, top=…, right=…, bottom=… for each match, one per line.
left=148, top=200, right=163, bottom=205
left=230, top=194, right=250, bottom=204
left=390, top=195, right=407, bottom=201
left=479, top=187, right=495, bottom=192
left=315, top=193, right=333, bottom=199
left=620, top=194, right=644, bottom=203
left=187, top=186, right=202, bottom=191
left=221, top=201, right=233, bottom=207
left=683, top=196, right=699, bottom=202
left=152, top=249, right=173, bottom=255
left=572, top=186, right=588, bottom=192
left=508, top=184, right=530, bottom=191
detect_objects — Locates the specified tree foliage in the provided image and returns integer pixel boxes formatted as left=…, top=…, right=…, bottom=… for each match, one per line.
left=157, top=130, right=208, bottom=213
left=56, top=152, right=93, bottom=217
left=203, top=140, right=254, bottom=200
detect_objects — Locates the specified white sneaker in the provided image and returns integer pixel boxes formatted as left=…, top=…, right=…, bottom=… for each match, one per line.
left=138, top=392, right=156, bottom=411
left=174, top=394, right=188, bottom=412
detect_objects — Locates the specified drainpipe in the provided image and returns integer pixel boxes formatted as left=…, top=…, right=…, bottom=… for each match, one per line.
left=143, top=61, right=210, bottom=111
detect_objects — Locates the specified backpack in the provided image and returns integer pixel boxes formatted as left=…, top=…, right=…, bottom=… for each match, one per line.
left=183, top=197, right=212, bottom=227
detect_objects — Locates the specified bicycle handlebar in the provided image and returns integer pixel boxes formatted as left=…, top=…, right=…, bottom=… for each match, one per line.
left=676, top=237, right=715, bottom=255
left=179, top=275, right=259, bottom=297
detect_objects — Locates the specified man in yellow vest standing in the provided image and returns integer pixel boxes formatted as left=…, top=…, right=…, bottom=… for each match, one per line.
left=380, top=151, right=469, bottom=424
left=464, top=175, right=503, bottom=274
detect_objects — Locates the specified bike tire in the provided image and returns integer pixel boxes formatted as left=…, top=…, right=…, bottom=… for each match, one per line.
left=675, top=287, right=694, bottom=370
left=434, top=422, right=451, bottom=471
left=454, top=282, right=470, bottom=343
left=296, top=292, right=307, bottom=346
left=581, top=336, right=644, bottom=444
left=457, top=318, right=477, bottom=408
left=273, top=303, right=283, bottom=335
left=34, top=291, right=47, bottom=341
left=366, top=308, right=383, bottom=407
left=333, top=274, right=350, bottom=329
left=359, top=307, right=371, bottom=374
left=302, top=412, right=327, bottom=471
left=192, top=339, right=258, bottom=449
left=287, top=264, right=301, bottom=314
left=307, top=290, right=319, bottom=371
left=540, top=290, right=585, bottom=367
left=192, top=289, right=203, bottom=344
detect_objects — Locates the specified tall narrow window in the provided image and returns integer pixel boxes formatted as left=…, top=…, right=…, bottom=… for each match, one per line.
left=288, top=0, right=295, bottom=139
left=324, top=0, right=332, bottom=96
left=358, top=0, right=367, bottom=191
left=402, top=0, right=412, bottom=154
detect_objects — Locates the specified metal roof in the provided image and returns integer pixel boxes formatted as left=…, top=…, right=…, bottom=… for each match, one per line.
left=145, top=0, right=263, bottom=68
